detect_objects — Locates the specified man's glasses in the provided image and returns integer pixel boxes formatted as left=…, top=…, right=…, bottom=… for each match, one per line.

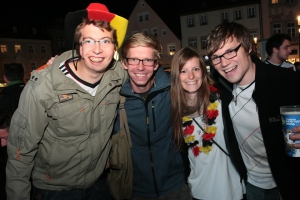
left=209, top=44, right=242, bottom=65
left=125, top=58, right=157, bottom=66
left=80, top=38, right=114, bottom=48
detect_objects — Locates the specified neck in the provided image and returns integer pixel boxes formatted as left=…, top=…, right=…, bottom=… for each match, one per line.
left=70, top=60, right=104, bottom=84
left=268, top=56, right=283, bottom=65
left=237, top=61, right=256, bottom=86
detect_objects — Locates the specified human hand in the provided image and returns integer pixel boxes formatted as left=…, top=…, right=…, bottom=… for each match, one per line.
left=0, top=129, right=8, bottom=147
left=290, top=127, right=300, bottom=149
left=46, top=55, right=58, bottom=65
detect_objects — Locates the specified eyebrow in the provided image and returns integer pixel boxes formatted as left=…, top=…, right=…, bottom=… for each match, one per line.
left=82, top=36, right=112, bottom=40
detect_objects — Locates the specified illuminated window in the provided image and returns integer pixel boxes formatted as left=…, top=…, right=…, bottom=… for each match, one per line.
left=1, top=45, right=7, bottom=53
left=169, top=44, right=176, bottom=55
left=15, top=45, right=21, bottom=53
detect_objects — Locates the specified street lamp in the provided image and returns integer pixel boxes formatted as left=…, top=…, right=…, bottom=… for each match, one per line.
left=297, top=16, right=300, bottom=62
left=253, top=37, right=258, bottom=55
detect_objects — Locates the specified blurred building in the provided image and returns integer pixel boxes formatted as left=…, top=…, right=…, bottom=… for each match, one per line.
left=126, top=0, right=182, bottom=69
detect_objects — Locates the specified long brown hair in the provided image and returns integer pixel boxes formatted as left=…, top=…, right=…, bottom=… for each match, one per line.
left=170, top=47, right=213, bottom=149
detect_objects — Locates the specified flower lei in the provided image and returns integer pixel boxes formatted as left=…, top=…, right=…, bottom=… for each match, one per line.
left=182, top=85, right=219, bottom=156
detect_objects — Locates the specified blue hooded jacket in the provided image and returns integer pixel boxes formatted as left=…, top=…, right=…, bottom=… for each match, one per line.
left=113, top=67, right=186, bottom=197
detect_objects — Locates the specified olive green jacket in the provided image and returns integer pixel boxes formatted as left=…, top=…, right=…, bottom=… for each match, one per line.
left=6, top=50, right=127, bottom=199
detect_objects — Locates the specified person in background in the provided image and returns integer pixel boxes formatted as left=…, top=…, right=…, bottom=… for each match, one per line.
left=170, top=47, right=244, bottom=200
left=206, top=21, right=300, bottom=200
left=265, top=33, right=296, bottom=71
left=113, top=33, right=192, bottom=199
left=6, top=3, right=128, bottom=199
left=0, top=63, right=25, bottom=113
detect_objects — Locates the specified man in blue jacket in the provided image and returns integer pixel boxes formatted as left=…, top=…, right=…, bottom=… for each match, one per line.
left=113, top=33, right=191, bottom=199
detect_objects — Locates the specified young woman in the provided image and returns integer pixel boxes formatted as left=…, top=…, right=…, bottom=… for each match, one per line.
left=170, top=47, right=245, bottom=200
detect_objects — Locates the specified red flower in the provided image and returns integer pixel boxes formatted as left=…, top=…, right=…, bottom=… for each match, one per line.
left=203, top=133, right=215, bottom=140
left=207, top=110, right=219, bottom=119
left=209, top=85, right=218, bottom=92
left=183, top=125, right=194, bottom=135
left=192, top=146, right=200, bottom=156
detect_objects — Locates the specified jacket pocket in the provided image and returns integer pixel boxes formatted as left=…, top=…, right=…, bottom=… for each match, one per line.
left=9, top=111, right=27, bottom=150
left=47, top=100, right=88, bottom=137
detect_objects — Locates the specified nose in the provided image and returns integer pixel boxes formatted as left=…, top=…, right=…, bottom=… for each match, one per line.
left=93, top=42, right=103, bottom=54
left=137, top=61, right=145, bottom=70
left=188, top=71, right=195, bottom=79
left=219, top=56, right=230, bottom=67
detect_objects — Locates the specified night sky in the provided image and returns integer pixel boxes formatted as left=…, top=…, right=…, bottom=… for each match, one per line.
left=0, top=0, right=139, bottom=26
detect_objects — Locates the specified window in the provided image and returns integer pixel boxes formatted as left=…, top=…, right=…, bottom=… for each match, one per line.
left=58, top=40, right=61, bottom=49
left=28, top=45, right=34, bottom=53
left=138, top=12, right=149, bottom=23
left=12, top=26, right=17, bottom=33
left=200, top=15, right=207, bottom=25
left=31, top=62, right=37, bottom=71
left=273, top=23, right=282, bottom=34
left=32, top=28, right=36, bottom=34
left=272, top=0, right=279, bottom=3
left=62, top=39, right=66, bottom=48
left=140, top=1, right=145, bottom=7
left=201, top=36, right=207, bottom=49
left=139, top=15, right=144, bottom=22
left=144, top=14, right=149, bottom=21
left=151, top=27, right=158, bottom=36
left=187, top=16, right=195, bottom=27
left=142, top=29, right=148, bottom=34
left=41, top=45, right=46, bottom=54
left=169, top=44, right=176, bottom=55
left=132, top=30, right=139, bottom=35
left=287, top=22, right=296, bottom=37
left=234, top=9, right=242, bottom=20
left=188, top=37, right=197, bottom=48
left=15, top=45, right=21, bottom=53
left=249, top=30, right=257, bottom=39
left=248, top=7, right=255, bottom=18
left=1, top=45, right=7, bottom=53
left=161, top=29, right=167, bottom=36
left=221, top=11, right=228, bottom=22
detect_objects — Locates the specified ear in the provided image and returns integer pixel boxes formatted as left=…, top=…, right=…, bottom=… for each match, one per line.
left=121, top=60, right=128, bottom=70
left=153, top=63, right=159, bottom=71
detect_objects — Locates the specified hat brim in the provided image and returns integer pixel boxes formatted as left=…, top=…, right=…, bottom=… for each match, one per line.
left=64, top=8, right=128, bottom=50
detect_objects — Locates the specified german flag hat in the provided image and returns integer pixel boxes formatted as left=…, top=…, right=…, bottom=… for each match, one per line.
left=64, top=3, right=128, bottom=50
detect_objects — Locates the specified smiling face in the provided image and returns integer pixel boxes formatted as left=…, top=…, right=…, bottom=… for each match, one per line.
left=122, top=46, right=159, bottom=93
left=180, top=57, right=203, bottom=97
left=212, top=37, right=256, bottom=86
left=78, top=24, right=115, bottom=78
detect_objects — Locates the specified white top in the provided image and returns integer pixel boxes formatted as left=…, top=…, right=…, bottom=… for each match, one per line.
left=266, top=60, right=296, bottom=71
left=186, top=102, right=244, bottom=200
left=229, top=83, right=276, bottom=189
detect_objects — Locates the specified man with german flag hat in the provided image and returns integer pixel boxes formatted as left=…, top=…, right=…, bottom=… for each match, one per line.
left=6, top=3, right=128, bottom=199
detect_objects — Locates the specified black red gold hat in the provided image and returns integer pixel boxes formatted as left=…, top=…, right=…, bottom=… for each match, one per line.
left=64, top=3, right=128, bottom=50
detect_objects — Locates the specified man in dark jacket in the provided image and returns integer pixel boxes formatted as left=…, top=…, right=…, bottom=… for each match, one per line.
left=0, top=63, right=25, bottom=113
left=113, top=33, right=191, bottom=199
left=206, top=22, right=300, bottom=200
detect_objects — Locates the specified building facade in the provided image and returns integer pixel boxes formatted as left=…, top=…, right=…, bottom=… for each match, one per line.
left=126, top=0, right=182, bottom=69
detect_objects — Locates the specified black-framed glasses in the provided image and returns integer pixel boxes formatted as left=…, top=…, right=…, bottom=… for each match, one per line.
left=125, top=58, right=157, bottom=66
left=209, top=44, right=242, bottom=65
left=79, top=38, right=114, bottom=48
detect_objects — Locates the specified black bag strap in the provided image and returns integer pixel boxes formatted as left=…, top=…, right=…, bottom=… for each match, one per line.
left=119, top=95, right=132, bottom=148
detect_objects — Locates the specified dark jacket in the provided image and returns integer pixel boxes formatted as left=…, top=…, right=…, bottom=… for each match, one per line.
left=218, top=55, right=300, bottom=200
left=113, top=67, right=186, bottom=197
left=0, top=81, right=25, bottom=113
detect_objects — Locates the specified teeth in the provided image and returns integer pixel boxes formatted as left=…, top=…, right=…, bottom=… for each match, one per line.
left=186, top=81, right=196, bottom=85
left=136, top=74, right=146, bottom=77
left=90, top=57, right=104, bottom=62
left=225, top=66, right=237, bottom=73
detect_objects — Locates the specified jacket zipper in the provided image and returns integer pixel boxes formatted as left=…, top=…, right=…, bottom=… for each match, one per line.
left=152, top=101, right=156, bottom=132
left=145, top=101, right=159, bottom=197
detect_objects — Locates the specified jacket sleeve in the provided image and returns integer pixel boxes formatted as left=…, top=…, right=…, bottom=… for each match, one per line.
left=6, top=77, right=48, bottom=200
